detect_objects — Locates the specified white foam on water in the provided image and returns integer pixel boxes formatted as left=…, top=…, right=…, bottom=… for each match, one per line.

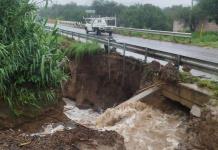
left=63, top=98, right=100, bottom=127
left=96, top=101, right=187, bottom=150
left=31, top=124, right=65, bottom=137
left=59, top=98, right=187, bottom=150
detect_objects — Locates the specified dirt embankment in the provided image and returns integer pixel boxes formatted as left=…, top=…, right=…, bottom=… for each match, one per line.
left=62, top=52, right=143, bottom=110
left=0, top=52, right=143, bottom=150
left=179, top=105, right=218, bottom=150
left=1, top=50, right=216, bottom=150
left=0, top=125, right=125, bottom=150
left=0, top=95, right=125, bottom=150
left=0, top=98, right=64, bottom=130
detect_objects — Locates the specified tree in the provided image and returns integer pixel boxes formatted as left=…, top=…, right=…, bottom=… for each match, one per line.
left=39, top=3, right=87, bottom=21
left=198, top=0, right=218, bottom=24
left=39, top=0, right=172, bottom=30
left=91, top=0, right=125, bottom=18
left=164, top=4, right=206, bottom=31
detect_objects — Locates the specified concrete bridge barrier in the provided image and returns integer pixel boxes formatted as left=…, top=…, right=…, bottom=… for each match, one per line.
left=162, top=83, right=212, bottom=109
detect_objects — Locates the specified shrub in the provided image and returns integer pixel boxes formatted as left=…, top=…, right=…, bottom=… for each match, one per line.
left=65, top=41, right=101, bottom=60
left=0, top=0, right=67, bottom=115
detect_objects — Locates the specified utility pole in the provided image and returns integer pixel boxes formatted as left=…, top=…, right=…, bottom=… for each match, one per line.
left=190, top=0, right=194, bottom=31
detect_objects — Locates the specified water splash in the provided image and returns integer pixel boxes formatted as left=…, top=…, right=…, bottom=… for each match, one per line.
left=96, top=100, right=187, bottom=150
left=63, top=98, right=100, bottom=127
left=61, top=97, right=187, bottom=150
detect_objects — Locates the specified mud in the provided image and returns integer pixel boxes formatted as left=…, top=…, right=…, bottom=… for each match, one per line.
left=0, top=100, right=125, bottom=150
left=179, top=105, right=218, bottom=150
left=0, top=124, right=125, bottom=150
left=0, top=98, right=65, bottom=130
left=62, top=52, right=143, bottom=110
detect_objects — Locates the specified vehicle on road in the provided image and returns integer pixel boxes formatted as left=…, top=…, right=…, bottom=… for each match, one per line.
left=84, top=17, right=116, bottom=36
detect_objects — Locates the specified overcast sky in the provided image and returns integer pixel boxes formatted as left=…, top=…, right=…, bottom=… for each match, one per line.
left=53, top=0, right=192, bottom=8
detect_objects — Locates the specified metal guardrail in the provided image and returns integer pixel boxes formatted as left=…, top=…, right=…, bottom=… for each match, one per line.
left=56, top=20, right=192, bottom=39
left=58, top=20, right=84, bottom=29
left=115, top=27, right=192, bottom=39
left=46, top=26, right=218, bottom=76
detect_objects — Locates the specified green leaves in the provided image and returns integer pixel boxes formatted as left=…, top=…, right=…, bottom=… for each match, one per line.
left=41, top=55, right=45, bottom=81
left=0, top=0, right=66, bottom=116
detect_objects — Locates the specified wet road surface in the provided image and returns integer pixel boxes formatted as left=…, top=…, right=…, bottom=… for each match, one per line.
left=52, top=24, right=218, bottom=64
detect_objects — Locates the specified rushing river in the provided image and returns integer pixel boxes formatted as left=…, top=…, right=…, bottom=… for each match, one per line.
left=61, top=97, right=188, bottom=150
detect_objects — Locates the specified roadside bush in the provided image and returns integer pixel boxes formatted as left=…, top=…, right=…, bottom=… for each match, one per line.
left=0, top=0, right=67, bottom=115
left=65, top=41, right=101, bottom=61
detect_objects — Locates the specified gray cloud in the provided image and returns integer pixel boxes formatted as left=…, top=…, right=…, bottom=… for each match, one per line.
left=53, top=0, right=192, bottom=8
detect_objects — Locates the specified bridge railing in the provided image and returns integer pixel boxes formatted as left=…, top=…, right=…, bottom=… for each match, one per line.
left=115, top=27, right=192, bottom=39
left=45, top=26, right=218, bottom=76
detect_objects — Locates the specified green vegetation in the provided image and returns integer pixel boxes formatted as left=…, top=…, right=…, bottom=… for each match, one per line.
left=40, top=0, right=171, bottom=30
left=198, top=0, right=218, bottom=24
left=192, top=32, right=218, bottom=48
left=180, top=72, right=218, bottom=98
left=63, top=39, right=101, bottom=60
left=40, top=3, right=87, bottom=22
left=40, top=0, right=218, bottom=32
left=57, top=35, right=102, bottom=61
left=0, top=0, right=67, bottom=116
left=40, top=0, right=218, bottom=48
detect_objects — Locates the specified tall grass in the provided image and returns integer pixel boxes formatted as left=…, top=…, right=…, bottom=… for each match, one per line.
left=180, top=72, right=218, bottom=98
left=0, top=0, right=67, bottom=116
left=65, top=41, right=101, bottom=60
left=192, top=32, right=218, bottom=48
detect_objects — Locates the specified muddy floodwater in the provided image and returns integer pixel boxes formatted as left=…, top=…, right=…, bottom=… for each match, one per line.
left=62, top=94, right=188, bottom=150
left=0, top=53, right=191, bottom=150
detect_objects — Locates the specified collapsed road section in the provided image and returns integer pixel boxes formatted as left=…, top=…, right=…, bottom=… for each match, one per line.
left=1, top=44, right=217, bottom=149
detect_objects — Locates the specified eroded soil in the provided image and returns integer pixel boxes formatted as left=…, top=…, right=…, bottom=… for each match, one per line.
left=0, top=52, right=217, bottom=150
left=179, top=105, right=218, bottom=150
left=0, top=101, right=125, bottom=150
left=62, top=52, right=143, bottom=110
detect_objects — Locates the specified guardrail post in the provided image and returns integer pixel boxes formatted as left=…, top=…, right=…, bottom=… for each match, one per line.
left=86, top=34, right=88, bottom=42
left=78, top=34, right=80, bottom=41
left=108, top=38, right=110, bottom=54
left=71, top=32, right=74, bottom=39
left=175, top=55, right=181, bottom=70
left=107, top=38, right=111, bottom=80
left=122, top=43, right=126, bottom=86
left=189, top=36, right=192, bottom=43
left=144, top=48, right=148, bottom=63
left=173, top=33, right=176, bottom=42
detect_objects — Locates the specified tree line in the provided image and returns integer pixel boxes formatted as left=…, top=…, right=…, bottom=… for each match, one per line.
left=39, top=0, right=218, bottom=31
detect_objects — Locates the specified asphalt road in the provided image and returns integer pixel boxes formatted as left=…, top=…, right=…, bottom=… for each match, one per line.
left=52, top=24, right=218, bottom=64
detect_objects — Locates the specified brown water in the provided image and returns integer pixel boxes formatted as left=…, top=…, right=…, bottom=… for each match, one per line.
left=96, top=98, right=188, bottom=150
left=62, top=96, right=188, bottom=150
